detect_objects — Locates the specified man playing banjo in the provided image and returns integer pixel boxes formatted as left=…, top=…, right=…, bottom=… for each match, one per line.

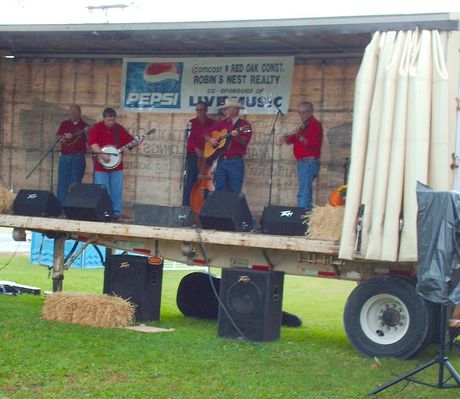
left=88, top=107, right=143, bottom=221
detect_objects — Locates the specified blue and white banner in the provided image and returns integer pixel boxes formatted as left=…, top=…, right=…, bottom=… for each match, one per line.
left=121, top=56, right=294, bottom=115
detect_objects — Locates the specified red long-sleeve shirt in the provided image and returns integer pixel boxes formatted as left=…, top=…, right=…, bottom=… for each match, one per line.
left=187, top=116, right=215, bottom=153
left=209, top=118, right=252, bottom=158
left=88, top=122, right=134, bottom=172
left=286, top=115, right=323, bottom=160
left=56, top=119, right=89, bottom=154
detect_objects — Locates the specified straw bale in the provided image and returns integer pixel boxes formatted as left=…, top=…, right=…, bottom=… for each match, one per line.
left=43, top=292, right=135, bottom=328
left=307, top=205, right=345, bottom=242
left=0, top=187, right=16, bottom=214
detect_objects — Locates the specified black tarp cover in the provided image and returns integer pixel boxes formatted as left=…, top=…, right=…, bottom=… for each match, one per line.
left=416, top=182, right=460, bottom=305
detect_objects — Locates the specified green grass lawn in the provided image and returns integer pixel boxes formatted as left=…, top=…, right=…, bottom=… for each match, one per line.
left=1, top=256, right=459, bottom=398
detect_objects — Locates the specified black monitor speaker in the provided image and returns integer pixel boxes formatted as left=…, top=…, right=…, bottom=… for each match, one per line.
left=217, top=268, right=284, bottom=342
left=199, top=191, right=253, bottom=232
left=134, top=204, right=192, bottom=227
left=63, top=183, right=113, bottom=222
left=103, top=254, right=163, bottom=322
left=261, top=205, right=307, bottom=236
left=13, top=189, right=61, bottom=217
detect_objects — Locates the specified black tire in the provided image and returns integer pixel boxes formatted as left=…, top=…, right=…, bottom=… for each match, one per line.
left=343, top=276, right=431, bottom=359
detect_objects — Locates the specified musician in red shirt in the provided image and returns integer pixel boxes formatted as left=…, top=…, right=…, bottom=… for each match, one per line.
left=56, top=105, right=90, bottom=203
left=205, top=98, right=252, bottom=193
left=88, top=108, right=141, bottom=221
left=182, top=101, right=215, bottom=206
left=282, top=101, right=323, bottom=212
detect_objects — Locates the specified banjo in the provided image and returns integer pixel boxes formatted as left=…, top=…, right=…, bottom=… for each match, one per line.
left=97, top=129, right=155, bottom=170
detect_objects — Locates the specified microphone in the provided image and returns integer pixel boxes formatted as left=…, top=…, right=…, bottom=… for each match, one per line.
left=275, top=105, right=284, bottom=116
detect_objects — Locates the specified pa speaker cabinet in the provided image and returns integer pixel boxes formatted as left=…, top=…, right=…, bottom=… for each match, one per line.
left=217, top=268, right=284, bottom=342
left=199, top=192, right=253, bottom=232
left=63, top=183, right=113, bottom=222
left=261, top=205, right=307, bottom=236
left=134, top=204, right=192, bottom=227
left=103, top=254, right=163, bottom=322
left=13, top=189, right=61, bottom=217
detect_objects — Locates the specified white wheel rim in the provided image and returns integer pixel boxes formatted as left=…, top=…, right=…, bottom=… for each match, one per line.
left=360, top=294, right=410, bottom=345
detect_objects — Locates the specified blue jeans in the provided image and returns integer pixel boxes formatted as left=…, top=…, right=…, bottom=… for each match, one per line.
left=296, top=159, right=320, bottom=211
left=57, top=154, right=86, bottom=203
left=215, top=156, right=244, bottom=193
left=182, top=153, right=199, bottom=206
left=94, top=170, right=124, bottom=217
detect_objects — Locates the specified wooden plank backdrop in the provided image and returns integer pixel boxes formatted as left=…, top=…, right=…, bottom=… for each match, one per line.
left=0, top=57, right=358, bottom=218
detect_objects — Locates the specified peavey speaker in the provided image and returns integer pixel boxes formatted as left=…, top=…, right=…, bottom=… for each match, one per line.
left=218, top=268, right=284, bottom=342
left=134, top=204, right=192, bottom=227
left=199, top=192, right=253, bottom=232
left=13, top=189, right=61, bottom=217
left=261, top=205, right=307, bottom=236
left=103, top=254, right=163, bottom=322
left=63, top=183, right=113, bottom=222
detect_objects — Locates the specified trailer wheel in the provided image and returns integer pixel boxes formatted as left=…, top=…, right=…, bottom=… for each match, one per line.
left=343, top=276, right=431, bottom=359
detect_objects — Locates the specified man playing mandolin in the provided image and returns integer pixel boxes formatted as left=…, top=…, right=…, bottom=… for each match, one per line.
left=88, top=108, right=143, bottom=221
left=205, top=98, right=252, bottom=194
left=56, top=104, right=90, bottom=203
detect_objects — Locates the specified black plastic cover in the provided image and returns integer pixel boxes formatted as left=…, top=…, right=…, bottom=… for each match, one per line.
left=416, top=182, right=460, bottom=305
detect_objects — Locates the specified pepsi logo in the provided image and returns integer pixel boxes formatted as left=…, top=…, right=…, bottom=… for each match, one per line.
left=144, top=63, right=180, bottom=83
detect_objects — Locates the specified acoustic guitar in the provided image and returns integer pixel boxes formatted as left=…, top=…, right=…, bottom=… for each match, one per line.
left=204, top=125, right=251, bottom=162
left=97, top=129, right=155, bottom=170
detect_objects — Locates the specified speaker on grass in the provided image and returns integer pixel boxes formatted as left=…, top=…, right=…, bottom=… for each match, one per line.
left=103, top=254, right=163, bottom=322
left=176, top=272, right=220, bottom=319
left=13, top=189, right=61, bottom=217
left=261, top=205, right=307, bottom=236
left=134, top=204, right=192, bottom=227
left=217, top=268, right=284, bottom=342
left=63, top=183, right=113, bottom=221
left=199, top=191, right=253, bottom=232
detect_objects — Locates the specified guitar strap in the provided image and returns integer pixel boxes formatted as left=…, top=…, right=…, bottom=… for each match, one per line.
left=114, top=124, right=119, bottom=148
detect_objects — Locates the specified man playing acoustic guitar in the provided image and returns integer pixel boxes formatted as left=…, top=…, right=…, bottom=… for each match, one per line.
left=205, top=98, right=252, bottom=194
left=88, top=108, right=143, bottom=221
left=56, top=104, right=90, bottom=203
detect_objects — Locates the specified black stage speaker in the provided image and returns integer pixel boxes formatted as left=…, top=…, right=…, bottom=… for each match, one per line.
left=103, top=254, right=163, bottom=322
left=13, top=189, right=61, bottom=217
left=134, top=204, right=192, bottom=227
left=261, top=205, right=307, bottom=236
left=217, top=268, right=284, bottom=342
left=176, top=272, right=220, bottom=319
left=199, top=192, right=253, bottom=232
left=63, top=183, right=113, bottom=222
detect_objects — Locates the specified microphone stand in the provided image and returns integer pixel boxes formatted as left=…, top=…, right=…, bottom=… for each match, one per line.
left=25, top=136, right=63, bottom=191
left=267, top=107, right=283, bottom=206
left=180, top=123, right=191, bottom=190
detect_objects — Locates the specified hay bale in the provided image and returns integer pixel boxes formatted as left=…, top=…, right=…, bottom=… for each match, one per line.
left=43, top=292, right=135, bottom=328
left=0, top=187, right=15, bottom=214
left=307, top=205, right=345, bottom=241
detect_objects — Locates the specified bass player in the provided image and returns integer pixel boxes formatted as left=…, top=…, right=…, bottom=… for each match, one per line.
left=204, top=98, right=252, bottom=194
left=56, top=104, right=90, bottom=203
left=88, top=107, right=143, bottom=221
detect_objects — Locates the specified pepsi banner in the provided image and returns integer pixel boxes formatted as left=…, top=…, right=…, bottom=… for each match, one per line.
left=121, top=57, right=294, bottom=115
